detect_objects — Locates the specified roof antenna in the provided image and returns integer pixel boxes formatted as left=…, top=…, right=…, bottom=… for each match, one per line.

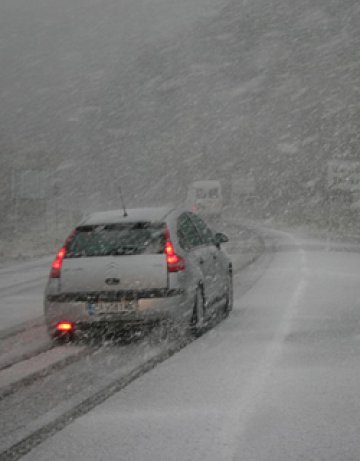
left=118, top=186, right=128, bottom=217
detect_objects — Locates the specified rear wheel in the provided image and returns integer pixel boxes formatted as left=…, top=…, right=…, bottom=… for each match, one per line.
left=190, top=286, right=205, bottom=335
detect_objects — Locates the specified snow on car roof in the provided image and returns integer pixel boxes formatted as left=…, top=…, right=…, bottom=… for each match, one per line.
left=80, top=207, right=174, bottom=225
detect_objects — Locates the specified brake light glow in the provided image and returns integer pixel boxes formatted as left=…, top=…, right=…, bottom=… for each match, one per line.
left=164, top=227, right=185, bottom=272
left=56, top=322, right=74, bottom=332
left=50, top=246, right=66, bottom=278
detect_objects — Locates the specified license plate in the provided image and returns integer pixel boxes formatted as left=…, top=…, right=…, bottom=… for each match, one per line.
left=87, top=300, right=136, bottom=315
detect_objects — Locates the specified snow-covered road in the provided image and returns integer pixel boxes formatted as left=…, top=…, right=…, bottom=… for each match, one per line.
left=11, top=229, right=360, bottom=461
left=0, top=258, right=51, bottom=336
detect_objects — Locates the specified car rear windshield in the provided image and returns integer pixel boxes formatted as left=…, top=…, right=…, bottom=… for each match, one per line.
left=65, top=223, right=165, bottom=257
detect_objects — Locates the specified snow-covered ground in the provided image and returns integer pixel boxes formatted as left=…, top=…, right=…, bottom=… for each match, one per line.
left=0, top=257, right=51, bottom=335
left=16, top=229, right=360, bottom=461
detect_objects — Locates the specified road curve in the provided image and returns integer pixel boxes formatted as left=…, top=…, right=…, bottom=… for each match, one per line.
left=9, top=228, right=360, bottom=461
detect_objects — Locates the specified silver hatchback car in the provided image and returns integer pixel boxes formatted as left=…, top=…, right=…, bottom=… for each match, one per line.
left=44, top=207, right=233, bottom=339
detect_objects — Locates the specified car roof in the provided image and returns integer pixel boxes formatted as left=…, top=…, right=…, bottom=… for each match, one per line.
left=80, top=206, right=175, bottom=225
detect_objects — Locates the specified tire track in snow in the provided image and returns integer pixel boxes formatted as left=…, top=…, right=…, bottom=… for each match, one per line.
left=219, top=234, right=308, bottom=461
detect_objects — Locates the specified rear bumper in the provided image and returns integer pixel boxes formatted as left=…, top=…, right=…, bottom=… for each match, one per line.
left=44, top=289, right=192, bottom=335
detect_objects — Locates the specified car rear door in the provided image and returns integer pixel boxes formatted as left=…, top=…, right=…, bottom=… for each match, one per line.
left=176, top=213, right=215, bottom=306
left=189, top=213, right=227, bottom=303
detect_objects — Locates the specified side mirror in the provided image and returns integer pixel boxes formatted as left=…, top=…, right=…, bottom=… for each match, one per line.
left=215, top=232, right=229, bottom=248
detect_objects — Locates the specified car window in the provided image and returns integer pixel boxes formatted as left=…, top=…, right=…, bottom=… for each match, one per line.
left=189, top=213, right=215, bottom=246
left=65, top=223, right=165, bottom=257
left=177, top=213, right=203, bottom=250
left=209, top=188, right=219, bottom=199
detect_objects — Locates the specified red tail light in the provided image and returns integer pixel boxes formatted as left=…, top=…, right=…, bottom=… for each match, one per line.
left=56, top=321, right=74, bottom=332
left=49, top=230, right=76, bottom=279
left=50, top=246, right=66, bottom=278
left=164, top=227, right=185, bottom=273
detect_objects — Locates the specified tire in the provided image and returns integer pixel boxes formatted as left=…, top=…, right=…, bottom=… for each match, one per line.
left=190, top=286, right=205, bottom=336
left=223, top=270, right=233, bottom=317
